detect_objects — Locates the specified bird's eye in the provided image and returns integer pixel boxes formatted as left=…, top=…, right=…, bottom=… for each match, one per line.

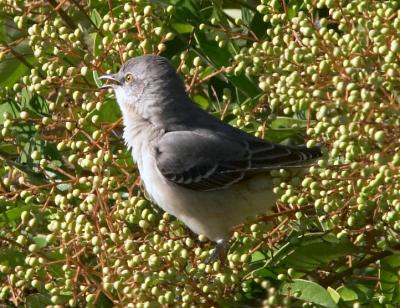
left=125, top=73, right=134, bottom=83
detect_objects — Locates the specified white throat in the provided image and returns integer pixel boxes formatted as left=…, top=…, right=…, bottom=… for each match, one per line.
left=116, top=101, right=162, bottom=170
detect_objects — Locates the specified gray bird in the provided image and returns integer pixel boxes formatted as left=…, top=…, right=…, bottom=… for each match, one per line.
left=99, top=55, right=321, bottom=257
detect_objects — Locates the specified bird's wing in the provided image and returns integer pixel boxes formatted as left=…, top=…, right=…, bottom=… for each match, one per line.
left=155, top=130, right=321, bottom=191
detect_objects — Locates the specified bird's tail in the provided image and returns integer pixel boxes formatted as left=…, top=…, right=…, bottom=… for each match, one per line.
left=293, top=143, right=323, bottom=160
left=282, top=143, right=323, bottom=168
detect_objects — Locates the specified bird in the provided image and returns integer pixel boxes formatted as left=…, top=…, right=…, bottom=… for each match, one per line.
left=99, top=55, right=321, bottom=258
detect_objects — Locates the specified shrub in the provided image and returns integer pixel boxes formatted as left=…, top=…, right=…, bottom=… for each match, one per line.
left=0, top=0, right=399, bottom=307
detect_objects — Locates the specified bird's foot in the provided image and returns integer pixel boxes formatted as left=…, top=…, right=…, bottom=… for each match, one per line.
left=205, top=239, right=230, bottom=264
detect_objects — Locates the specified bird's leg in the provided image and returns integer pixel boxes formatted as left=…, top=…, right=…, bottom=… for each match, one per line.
left=205, top=239, right=230, bottom=264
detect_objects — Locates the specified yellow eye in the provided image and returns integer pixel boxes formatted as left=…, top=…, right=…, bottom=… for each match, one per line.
left=125, top=73, right=134, bottom=83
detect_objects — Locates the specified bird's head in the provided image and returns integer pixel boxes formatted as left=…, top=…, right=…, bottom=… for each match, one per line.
left=99, top=55, right=187, bottom=119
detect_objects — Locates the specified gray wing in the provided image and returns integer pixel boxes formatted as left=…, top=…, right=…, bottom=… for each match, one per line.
left=155, top=131, right=321, bottom=191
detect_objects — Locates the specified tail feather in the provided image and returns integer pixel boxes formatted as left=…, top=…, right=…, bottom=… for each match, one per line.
left=291, top=144, right=323, bottom=161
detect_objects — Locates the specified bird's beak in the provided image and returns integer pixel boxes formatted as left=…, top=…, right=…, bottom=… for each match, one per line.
left=99, top=74, right=121, bottom=89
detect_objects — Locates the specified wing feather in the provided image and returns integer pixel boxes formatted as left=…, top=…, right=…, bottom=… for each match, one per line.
left=155, top=131, right=321, bottom=191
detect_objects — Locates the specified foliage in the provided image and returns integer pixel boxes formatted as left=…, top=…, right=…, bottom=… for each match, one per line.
left=0, top=0, right=399, bottom=307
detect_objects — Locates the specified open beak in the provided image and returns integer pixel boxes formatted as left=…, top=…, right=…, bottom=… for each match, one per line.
left=99, top=74, right=121, bottom=89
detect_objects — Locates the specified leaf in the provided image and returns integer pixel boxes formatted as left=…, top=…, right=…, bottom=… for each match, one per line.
left=288, top=6, right=298, bottom=20
left=93, top=70, right=103, bottom=88
left=0, top=155, right=49, bottom=185
left=56, top=183, right=72, bottom=192
left=194, top=31, right=231, bottom=67
left=170, top=0, right=202, bottom=24
left=380, top=254, right=400, bottom=304
left=350, top=283, right=374, bottom=302
left=264, top=116, right=310, bottom=143
left=0, top=247, right=25, bottom=268
left=0, top=100, right=21, bottom=124
left=96, top=99, right=121, bottom=123
left=224, top=9, right=242, bottom=20
left=251, top=251, right=266, bottom=262
left=0, top=42, right=32, bottom=88
left=249, top=10, right=268, bottom=39
left=96, top=292, right=114, bottom=308
left=198, top=66, right=215, bottom=80
left=227, top=74, right=260, bottom=98
left=327, top=287, right=341, bottom=304
left=26, top=294, right=52, bottom=308
left=211, top=0, right=231, bottom=29
left=91, top=8, right=103, bottom=28
left=0, top=204, right=32, bottom=227
left=27, top=92, right=50, bottom=116
left=282, top=279, right=338, bottom=308
left=246, top=267, right=276, bottom=280
left=269, top=116, right=309, bottom=129
left=171, top=23, right=194, bottom=33
left=266, top=233, right=357, bottom=271
left=192, top=94, right=209, bottom=109
left=0, top=144, right=18, bottom=156
left=241, top=7, right=253, bottom=25
left=336, top=286, right=358, bottom=302
left=194, top=31, right=260, bottom=99
left=33, top=235, right=48, bottom=249
left=381, top=253, right=400, bottom=268
left=0, top=56, right=28, bottom=88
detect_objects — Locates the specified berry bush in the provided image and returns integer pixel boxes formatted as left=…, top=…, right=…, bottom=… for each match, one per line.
left=0, top=0, right=399, bottom=307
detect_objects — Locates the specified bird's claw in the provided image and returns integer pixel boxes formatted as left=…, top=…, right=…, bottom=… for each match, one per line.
left=205, top=239, right=230, bottom=264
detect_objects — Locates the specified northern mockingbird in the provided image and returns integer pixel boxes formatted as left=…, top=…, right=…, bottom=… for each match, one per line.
left=99, top=55, right=321, bottom=256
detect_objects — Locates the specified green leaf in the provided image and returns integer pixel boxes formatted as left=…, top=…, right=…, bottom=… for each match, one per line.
left=192, top=94, right=209, bottom=109
left=198, top=66, right=215, bottom=80
left=240, top=7, right=253, bottom=25
left=96, top=99, right=121, bottom=123
left=170, top=0, right=202, bottom=23
left=287, top=6, right=297, bottom=20
left=26, top=92, right=50, bottom=116
left=91, top=8, right=103, bottom=28
left=0, top=100, right=21, bottom=124
left=93, top=70, right=103, bottom=88
left=96, top=292, right=114, bottom=308
left=350, top=283, right=374, bottom=303
left=56, top=183, right=72, bottom=192
left=227, top=74, right=260, bottom=98
left=0, top=203, right=32, bottom=227
left=194, top=31, right=231, bottom=67
left=0, top=143, right=18, bottom=156
left=194, top=31, right=260, bottom=99
left=246, top=267, right=276, bottom=280
left=224, top=8, right=242, bottom=20
left=336, top=286, right=358, bottom=302
left=264, top=116, right=311, bottom=143
left=0, top=247, right=25, bottom=268
left=33, top=235, right=48, bottom=249
left=266, top=233, right=357, bottom=271
left=269, top=116, right=309, bottom=129
left=211, top=0, right=231, bottom=29
left=0, top=56, right=28, bottom=88
left=282, top=279, right=338, bottom=308
left=251, top=251, right=266, bottom=262
left=380, top=254, right=400, bottom=304
left=0, top=42, right=32, bottom=88
left=327, top=286, right=341, bottom=304
left=171, top=23, right=194, bottom=33
left=26, top=294, right=52, bottom=308
left=0, top=155, right=49, bottom=185
left=381, top=253, right=400, bottom=268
